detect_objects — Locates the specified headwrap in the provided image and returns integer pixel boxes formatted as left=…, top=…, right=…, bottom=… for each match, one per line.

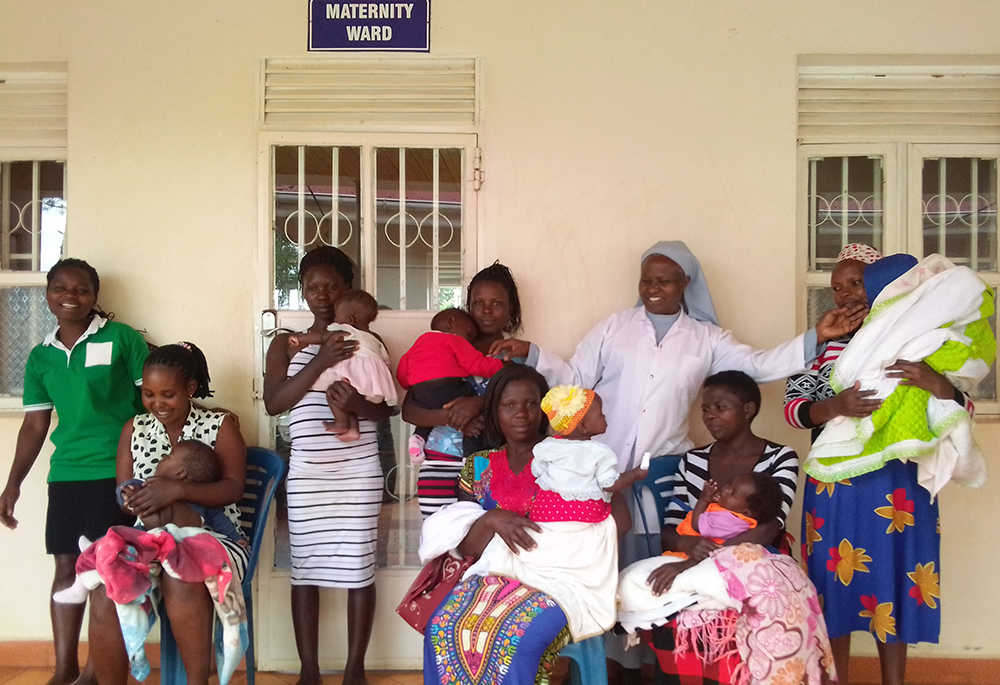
left=541, top=385, right=596, bottom=435
left=864, top=253, right=918, bottom=307
left=837, top=243, right=882, bottom=264
left=639, top=241, right=719, bottom=325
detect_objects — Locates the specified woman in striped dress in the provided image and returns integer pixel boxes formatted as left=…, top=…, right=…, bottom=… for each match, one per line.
left=264, top=247, right=392, bottom=685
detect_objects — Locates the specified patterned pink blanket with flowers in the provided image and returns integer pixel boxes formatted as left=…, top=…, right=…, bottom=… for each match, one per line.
left=674, top=545, right=835, bottom=685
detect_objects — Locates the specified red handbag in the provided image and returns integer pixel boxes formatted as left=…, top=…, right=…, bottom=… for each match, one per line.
left=396, top=553, right=474, bottom=633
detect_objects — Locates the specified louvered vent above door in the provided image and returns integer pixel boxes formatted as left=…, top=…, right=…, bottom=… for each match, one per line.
left=262, top=57, right=478, bottom=129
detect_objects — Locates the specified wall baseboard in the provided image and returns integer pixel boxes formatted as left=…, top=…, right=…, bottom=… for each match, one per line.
left=0, top=642, right=996, bottom=683
left=851, top=656, right=999, bottom=684
left=0, top=642, right=247, bottom=672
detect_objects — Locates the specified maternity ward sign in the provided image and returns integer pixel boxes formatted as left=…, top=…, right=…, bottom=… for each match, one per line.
left=309, top=1, right=430, bottom=51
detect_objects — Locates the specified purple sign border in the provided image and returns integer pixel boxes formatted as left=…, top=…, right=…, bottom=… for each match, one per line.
left=308, top=0, right=430, bottom=52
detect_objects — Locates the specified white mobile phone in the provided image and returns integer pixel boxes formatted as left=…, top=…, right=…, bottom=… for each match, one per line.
left=640, top=451, right=651, bottom=470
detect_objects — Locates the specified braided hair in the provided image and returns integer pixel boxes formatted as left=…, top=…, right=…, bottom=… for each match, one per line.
left=144, top=342, right=214, bottom=398
left=47, top=257, right=113, bottom=319
left=298, top=246, right=355, bottom=288
left=466, top=261, right=522, bottom=334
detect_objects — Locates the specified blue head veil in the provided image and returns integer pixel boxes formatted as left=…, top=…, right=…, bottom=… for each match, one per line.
left=639, top=241, right=719, bottom=325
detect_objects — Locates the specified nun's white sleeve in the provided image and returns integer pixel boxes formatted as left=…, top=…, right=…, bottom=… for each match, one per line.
left=531, top=313, right=615, bottom=389
left=708, top=328, right=811, bottom=381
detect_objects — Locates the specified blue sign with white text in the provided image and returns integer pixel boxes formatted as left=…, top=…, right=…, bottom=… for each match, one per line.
left=309, top=1, right=430, bottom=52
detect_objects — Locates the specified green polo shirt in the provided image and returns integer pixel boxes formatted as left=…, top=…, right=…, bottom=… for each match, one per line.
left=23, top=317, right=148, bottom=482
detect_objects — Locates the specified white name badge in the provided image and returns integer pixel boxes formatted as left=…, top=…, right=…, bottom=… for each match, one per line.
left=85, top=341, right=114, bottom=367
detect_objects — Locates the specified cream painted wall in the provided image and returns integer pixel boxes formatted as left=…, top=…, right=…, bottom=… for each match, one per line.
left=0, top=0, right=998, bottom=664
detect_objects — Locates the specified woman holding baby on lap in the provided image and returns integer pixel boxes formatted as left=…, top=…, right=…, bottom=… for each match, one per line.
left=615, top=371, right=833, bottom=685
left=419, top=364, right=639, bottom=685
left=88, top=341, right=248, bottom=685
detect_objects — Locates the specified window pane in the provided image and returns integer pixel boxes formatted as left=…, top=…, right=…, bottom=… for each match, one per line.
left=807, top=156, right=884, bottom=272
left=921, top=157, right=998, bottom=272
left=272, top=146, right=362, bottom=309
left=806, top=286, right=835, bottom=328
left=2, top=161, right=66, bottom=271
left=0, top=286, right=53, bottom=396
left=374, top=147, right=463, bottom=310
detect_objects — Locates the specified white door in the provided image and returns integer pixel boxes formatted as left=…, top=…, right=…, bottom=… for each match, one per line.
left=252, top=132, right=480, bottom=671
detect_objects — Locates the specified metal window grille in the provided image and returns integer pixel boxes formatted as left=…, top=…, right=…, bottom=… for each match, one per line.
left=807, top=155, right=884, bottom=272
left=272, top=144, right=465, bottom=311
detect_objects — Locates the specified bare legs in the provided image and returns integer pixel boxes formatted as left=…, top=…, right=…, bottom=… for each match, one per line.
left=345, top=585, right=376, bottom=685
left=292, top=585, right=323, bottom=685
left=823, top=634, right=908, bottom=685
left=875, top=640, right=907, bottom=685
left=291, top=583, right=377, bottom=685
left=90, top=576, right=213, bottom=685
left=50, top=554, right=95, bottom=685
left=160, top=574, right=214, bottom=685
left=88, top=589, right=128, bottom=685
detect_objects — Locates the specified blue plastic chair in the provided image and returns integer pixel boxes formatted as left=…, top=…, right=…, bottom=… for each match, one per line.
left=561, top=636, right=608, bottom=685
left=160, top=446, right=285, bottom=685
left=632, top=456, right=682, bottom=557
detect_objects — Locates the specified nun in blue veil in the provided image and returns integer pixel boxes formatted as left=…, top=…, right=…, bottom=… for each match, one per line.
left=490, top=240, right=863, bottom=669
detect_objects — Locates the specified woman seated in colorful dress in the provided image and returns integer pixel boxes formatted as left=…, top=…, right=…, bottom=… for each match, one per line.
left=419, top=364, right=633, bottom=685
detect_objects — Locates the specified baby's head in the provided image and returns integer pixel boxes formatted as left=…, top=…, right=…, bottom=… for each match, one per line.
left=154, top=440, right=222, bottom=484
left=431, top=308, right=478, bottom=342
left=718, top=472, right=782, bottom=524
left=334, top=290, right=379, bottom=330
left=541, top=385, right=607, bottom=440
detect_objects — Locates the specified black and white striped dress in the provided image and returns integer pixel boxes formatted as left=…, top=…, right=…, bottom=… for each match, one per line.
left=662, top=441, right=799, bottom=528
left=286, top=345, right=383, bottom=588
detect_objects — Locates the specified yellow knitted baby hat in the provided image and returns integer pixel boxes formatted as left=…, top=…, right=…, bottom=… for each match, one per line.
left=541, top=385, right=595, bottom=435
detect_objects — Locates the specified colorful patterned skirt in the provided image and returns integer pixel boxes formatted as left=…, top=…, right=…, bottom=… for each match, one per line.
left=801, top=459, right=941, bottom=643
left=424, top=575, right=570, bottom=685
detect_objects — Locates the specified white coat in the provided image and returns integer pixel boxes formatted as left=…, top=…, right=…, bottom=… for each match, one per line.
left=534, top=307, right=809, bottom=471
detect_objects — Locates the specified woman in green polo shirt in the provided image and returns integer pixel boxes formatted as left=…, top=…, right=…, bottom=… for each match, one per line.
left=0, top=258, right=148, bottom=685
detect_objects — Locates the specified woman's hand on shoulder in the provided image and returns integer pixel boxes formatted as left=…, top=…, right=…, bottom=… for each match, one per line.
left=484, top=508, right=541, bottom=554
left=488, top=338, right=530, bottom=361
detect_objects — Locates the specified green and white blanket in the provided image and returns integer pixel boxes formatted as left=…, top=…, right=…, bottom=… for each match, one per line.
left=805, top=254, right=995, bottom=498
